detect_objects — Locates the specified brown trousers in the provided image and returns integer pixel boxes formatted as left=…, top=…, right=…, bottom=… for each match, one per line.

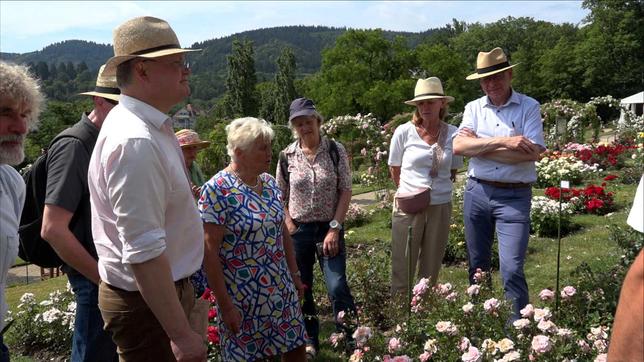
left=391, top=201, right=452, bottom=293
left=98, top=278, right=195, bottom=362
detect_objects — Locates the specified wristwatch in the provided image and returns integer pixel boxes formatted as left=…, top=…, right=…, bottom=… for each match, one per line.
left=329, top=219, right=342, bottom=230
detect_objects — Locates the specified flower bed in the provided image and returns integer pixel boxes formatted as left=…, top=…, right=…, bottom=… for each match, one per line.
left=530, top=196, right=575, bottom=237
left=535, top=153, right=599, bottom=188
left=543, top=183, right=615, bottom=215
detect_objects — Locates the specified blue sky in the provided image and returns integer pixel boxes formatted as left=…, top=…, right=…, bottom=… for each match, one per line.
left=0, top=1, right=589, bottom=54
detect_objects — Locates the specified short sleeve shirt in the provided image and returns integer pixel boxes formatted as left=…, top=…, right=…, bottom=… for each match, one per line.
left=276, top=137, right=351, bottom=223
left=458, top=90, right=546, bottom=183
left=45, top=114, right=99, bottom=266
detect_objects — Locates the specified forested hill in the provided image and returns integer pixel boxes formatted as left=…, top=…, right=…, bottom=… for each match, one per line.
left=0, top=25, right=435, bottom=101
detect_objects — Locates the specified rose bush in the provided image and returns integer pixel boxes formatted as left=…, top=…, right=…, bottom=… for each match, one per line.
left=535, top=153, right=599, bottom=188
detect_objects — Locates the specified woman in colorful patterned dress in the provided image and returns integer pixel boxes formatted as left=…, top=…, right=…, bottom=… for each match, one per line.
left=199, top=117, right=306, bottom=361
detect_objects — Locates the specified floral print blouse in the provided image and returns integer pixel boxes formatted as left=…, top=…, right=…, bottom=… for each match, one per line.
left=276, top=137, right=351, bottom=223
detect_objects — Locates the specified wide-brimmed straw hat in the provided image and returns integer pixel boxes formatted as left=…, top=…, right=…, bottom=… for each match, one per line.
left=466, top=47, right=519, bottom=80
left=175, top=129, right=210, bottom=150
left=404, top=77, right=454, bottom=106
left=103, top=16, right=200, bottom=76
left=79, top=64, right=120, bottom=102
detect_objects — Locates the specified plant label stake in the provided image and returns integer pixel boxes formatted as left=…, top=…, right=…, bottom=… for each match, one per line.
left=406, top=225, right=413, bottom=318
left=555, top=180, right=569, bottom=317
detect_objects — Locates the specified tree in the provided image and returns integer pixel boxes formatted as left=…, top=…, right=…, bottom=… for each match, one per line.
left=222, top=39, right=258, bottom=118
left=272, top=47, right=297, bottom=124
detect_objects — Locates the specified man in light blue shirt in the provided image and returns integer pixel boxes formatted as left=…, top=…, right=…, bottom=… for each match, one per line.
left=454, top=47, right=545, bottom=320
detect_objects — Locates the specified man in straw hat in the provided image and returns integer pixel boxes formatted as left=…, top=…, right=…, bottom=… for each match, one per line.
left=175, top=129, right=210, bottom=198
left=453, top=47, right=545, bottom=320
left=87, top=16, right=206, bottom=361
left=41, top=64, right=119, bottom=361
left=0, top=60, right=44, bottom=362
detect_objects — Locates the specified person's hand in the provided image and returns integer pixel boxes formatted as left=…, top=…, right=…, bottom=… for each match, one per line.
left=292, top=273, right=305, bottom=299
left=503, top=135, right=539, bottom=154
left=220, top=303, right=243, bottom=334
left=286, top=220, right=298, bottom=235
left=191, top=185, right=201, bottom=198
left=170, top=330, right=207, bottom=362
left=323, top=229, right=340, bottom=257
left=458, top=128, right=478, bottom=138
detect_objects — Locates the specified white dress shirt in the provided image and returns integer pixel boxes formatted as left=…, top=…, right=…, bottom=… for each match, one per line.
left=388, top=122, right=463, bottom=205
left=0, top=165, right=24, bottom=331
left=459, top=90, right=546, bottom=183
left=88, top=95, right=203, bottom=291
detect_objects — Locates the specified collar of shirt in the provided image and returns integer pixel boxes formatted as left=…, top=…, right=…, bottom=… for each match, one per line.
left=285, top=136, right=329, bottom=157
left=483, top=88, right=521, bottom=109
left=118, top=94, right=170, bottom=130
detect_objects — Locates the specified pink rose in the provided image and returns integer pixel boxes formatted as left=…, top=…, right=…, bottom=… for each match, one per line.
left=337, top=311, right=346, bottom=323
left=560, top=286, right=577, bottom=300
left=459, top=337, right=470, bottom=352
left=577, top=339, right=591, bottom=353
left=466, top=284, right=480, bottom=297
left=483, top=298, right=500, bottom=314
left=531, top=335, right=552, bottom=354
left=539, top=289, right=555, bottom=301
left=446, top=292, right=458, bottom=302
left=461, top=346, right=482, bottom=362
left=537, top=319, right=558, bottom=334
left=513, top=318, right=531, bottom=330
left=419, top=351, right=432, bottom=362
left=520, top=304, right=534, bottom=318
left=413, top=278, right=430, bottom=296
left=594, top=353, right=608, bottom=362
left=388, top=337, right=403, bottom=353
left=462, top=302, right=474, bottom=314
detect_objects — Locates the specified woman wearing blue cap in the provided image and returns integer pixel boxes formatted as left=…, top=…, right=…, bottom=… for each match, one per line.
left=276, top=98, right=357, bottom=358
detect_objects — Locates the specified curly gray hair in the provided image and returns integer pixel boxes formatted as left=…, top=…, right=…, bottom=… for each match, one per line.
left=0, top=60, right=45, bottom=130
left=225, top=117, right=274, bottom=161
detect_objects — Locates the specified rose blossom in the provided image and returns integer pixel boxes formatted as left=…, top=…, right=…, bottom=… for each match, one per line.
left=481, top=339, right=497, bottom=355
left=462, top=302, right=474, bottom=314
left=539, top=289, right=555, bottom=301
left=329, top=332, right=345, bottom=348
left=537, top=319, right=558, bottom=334
left=413, top=278, right=431, bottom=296
left=497, top=338, right=515, bottom=353
left=352, top=326, right=372, bottom=347
left=531, top=335, right=553, bottom=354
left=520, top=304, right=535, bottom=318
left=461, top=346, right=482, bottom=362
left=593, top=339, right=608, bottom=353
left=513, top=318, right=531, bottom=330
left=560, top=286, right=577, bottom=300
left=435, top=282, right=453, bottom=296
left=577, top=339, right=591, bottom=353
left=337, top=311, right=346, bottom=323
left=533, top=307, right=552, bottom=322
left=435, top=321, right=458, bottom=335
left=446, top=292, right=458, bottom=302
left=467, top=284, right=480, bottom=297
left=388, top=337, right=403, bottom=353
left=424, top=338, right=438, bottom=353
left=473, top=268, right=487, bottom=283
left=419, top=351, right=432, bottom=362
left=349, top=349, right=364, bottom=362
left=499, top=351, right=521, bottom=361
left=594, top=353, right=608, bottom=362
left=483, top=298, right=500, bottom=314
left=459, top=337, right=470, bottom=352
left=557, top=328, right=573, bottom=339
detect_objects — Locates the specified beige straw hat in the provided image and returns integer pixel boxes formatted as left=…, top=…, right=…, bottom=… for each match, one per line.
left=175, top=129, right=211, bottom=150
left=404, top=77, right=454, bottom=105
left=103, top=16, right=200, bottom=76
left=79, top=64, right=120, bottom=102
left=466, top=47, right=519, bottom=80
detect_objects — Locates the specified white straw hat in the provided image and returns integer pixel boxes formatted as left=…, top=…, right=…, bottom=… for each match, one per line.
left=404, top=77, right=454, bottom=106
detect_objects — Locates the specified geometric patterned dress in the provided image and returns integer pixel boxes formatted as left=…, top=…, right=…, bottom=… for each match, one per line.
left=199, top=170, right=306, bottom=361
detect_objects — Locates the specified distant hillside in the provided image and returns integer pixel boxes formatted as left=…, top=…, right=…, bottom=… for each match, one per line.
left=0, top=40, right=113, bottom=70
left=1, top=25, right=438, bottom=101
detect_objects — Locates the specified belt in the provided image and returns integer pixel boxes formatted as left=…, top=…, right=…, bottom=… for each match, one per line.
left=470, top=177, right=532, bottom=189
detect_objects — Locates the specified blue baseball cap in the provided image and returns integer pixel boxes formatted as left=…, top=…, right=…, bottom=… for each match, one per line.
left=289, top=97, right=319, bottom=122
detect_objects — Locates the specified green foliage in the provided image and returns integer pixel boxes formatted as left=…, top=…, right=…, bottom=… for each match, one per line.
left=221, top=39, right=258, bottom=118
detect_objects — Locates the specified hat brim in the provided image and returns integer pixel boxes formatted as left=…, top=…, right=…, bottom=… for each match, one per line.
left=288, top=109, right=319, bottom=123
left=78, top=91, right=120, bottom=102
left=466, top=63, right=519, bottom=80
left=102, top=48, right=201, bottom=76
left=404, top=94, right=454, bottom=106
left=180, top=140, right=210, bottom=150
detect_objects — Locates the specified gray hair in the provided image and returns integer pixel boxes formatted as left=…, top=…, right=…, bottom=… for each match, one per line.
left=116, top=59, right=136, bottom=88
left=288, top=112, right=324, bottom=139
left=0, top=60, right=44, bottom=130
left=226, top=117, right=274, bottom=161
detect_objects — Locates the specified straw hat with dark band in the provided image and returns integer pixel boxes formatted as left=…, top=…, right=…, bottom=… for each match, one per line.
left=465, top=47, right=519, bottom=80
left=404, top=77, right=454, bottom=106
left=175, top=129, right=211, bottom=150
left=79, top=64, right=120, bottom=102
left=103, top=16, right=200, bottom=76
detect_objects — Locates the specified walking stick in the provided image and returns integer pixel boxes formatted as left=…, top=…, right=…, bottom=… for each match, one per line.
left=406, top=225, right=413, bottom=318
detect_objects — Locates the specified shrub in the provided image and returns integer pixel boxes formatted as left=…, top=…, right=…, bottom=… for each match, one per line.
left=543, top=183, right=616, bottom=216
left=6, top=286, right=75, bottom=355
left=345, top=203, right=369, bottom=229
left=535, top=153, right=599, bottom=188
left=530, top=196, right=576, bottom=237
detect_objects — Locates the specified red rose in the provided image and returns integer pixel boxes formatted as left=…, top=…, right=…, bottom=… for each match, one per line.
left=603, top=175, right=618, bottom=181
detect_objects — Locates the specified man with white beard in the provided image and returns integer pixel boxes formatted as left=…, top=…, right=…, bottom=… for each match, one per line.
left=0, top=60, right=44, bottom=362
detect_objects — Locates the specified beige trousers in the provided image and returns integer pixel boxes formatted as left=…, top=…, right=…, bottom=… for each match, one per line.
left=391, top=201, right=452, bottom=293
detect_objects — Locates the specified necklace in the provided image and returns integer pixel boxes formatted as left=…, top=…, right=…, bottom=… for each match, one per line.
left=419, top=123, right=440, bottom=139
left=230, top=168, right=260, bottom=188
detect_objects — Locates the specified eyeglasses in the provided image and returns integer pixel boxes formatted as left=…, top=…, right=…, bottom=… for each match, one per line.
left=141, top=58, right=190, bottom=70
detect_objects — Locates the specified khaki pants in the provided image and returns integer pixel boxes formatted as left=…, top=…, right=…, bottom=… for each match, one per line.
left=98, top=278, right=194, bottom=362
left=391, top=201, right=452, bottom=293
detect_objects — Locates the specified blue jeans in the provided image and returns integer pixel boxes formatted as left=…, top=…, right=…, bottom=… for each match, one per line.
left=0, top=334, right=8, bottom=362
left=291, top=222, right=356, bottom=349
left=463, top=179, right=531, bottom=319
left=67, top=273, right=117, bottom=362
